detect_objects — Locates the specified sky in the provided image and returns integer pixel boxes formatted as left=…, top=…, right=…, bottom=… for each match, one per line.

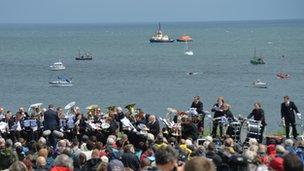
left=0, top=0, right=304, bottom=23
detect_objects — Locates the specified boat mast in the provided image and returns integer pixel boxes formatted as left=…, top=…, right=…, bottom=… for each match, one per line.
left=254, top=48, right=256, bottom=58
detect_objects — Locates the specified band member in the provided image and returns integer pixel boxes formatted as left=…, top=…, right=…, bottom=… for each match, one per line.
left=223, top=104, right=238, bottom=138
left=211, top=97, right=225, bottom=138
left=146, top=115, right=160, bottom=137
left=181, top=117, right=198, bottom=140
left=247, top=102, right=266, bottom=143
left=12, top=112, right=24, bottom=142
left=191, top=96, right=205, bottom=133
left=43, top=104, right=60, bottom=147
left=0, top=107, right=4, bottom=121
left=1, top=111, right=14, bottom=140
left=281, top=96, right=300, bottom=139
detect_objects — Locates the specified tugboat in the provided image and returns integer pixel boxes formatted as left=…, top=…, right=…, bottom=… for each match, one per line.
left=75, top=50, right=93, bottom=60
left=49, top=76, right=73, bottom=87
left=250, top=48, right=265, bottom=65
left=149, top=23, right=174, bottom=43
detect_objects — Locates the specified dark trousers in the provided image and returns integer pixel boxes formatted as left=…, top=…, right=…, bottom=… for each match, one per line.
left=285, top=121, right=298, bottom=139
left=212, top=120, right=223, bottom=138
left=259, top=126, right=265, bottom=143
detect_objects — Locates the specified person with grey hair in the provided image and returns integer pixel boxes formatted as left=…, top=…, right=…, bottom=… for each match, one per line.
left=51, top=154, right=73, bottom=171
left=9, top=161, right=28, bottom=171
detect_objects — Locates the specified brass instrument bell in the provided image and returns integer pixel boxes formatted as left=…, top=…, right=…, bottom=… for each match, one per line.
left=125, top=104, right=136, bottom=115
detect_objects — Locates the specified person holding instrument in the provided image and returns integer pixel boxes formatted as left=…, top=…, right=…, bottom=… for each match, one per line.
left=247, top=102, right=267, bottom=143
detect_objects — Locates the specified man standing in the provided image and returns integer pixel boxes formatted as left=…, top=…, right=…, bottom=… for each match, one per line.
left=191, top=96, right=205, bottom=133
left=43, top=104, right=59, bottom=147
left=281, top=96, right=300, bottom=139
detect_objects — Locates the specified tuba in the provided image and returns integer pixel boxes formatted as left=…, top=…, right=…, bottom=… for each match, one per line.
left=125, top=104, right=137, bottom=115
left=64, top=101, right=76, bottom=118
left=28, top=103, right=43, bottom=119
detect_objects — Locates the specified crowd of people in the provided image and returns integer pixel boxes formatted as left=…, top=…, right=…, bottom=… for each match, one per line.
left=0, top=95, right=303, bottom=171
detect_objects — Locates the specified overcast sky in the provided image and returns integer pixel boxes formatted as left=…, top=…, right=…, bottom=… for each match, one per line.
left=0, top=0, right=304, bottom=23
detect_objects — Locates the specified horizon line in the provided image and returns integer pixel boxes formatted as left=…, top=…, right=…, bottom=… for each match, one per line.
left=1, top=18, right=304, bottom=25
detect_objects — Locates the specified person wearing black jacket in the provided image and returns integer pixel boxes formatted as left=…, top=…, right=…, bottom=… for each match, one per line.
left=191, top=96, right=205, bottom=133
left=43, top=104, right=59, bottom=147
left=281, top=96, right=300, bottom=139
left=247, top=102, right=267, bottom=143
left=211, top=97, right=225, bottom=138
left=181, top=117, right=199, bottom=140
left=146, top=115, right=160, bottom=137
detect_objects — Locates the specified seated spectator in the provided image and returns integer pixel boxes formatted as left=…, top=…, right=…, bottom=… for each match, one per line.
left=283, top=153, right=303, bottom=171
left=121, top=144, right=140, bottom=171
left=155, top=146, right=178, bottom=171
left=9, top=161, right=28, bottom=171
left=284, top=139, right=296, bottom=154
left=82, top=149, right=102, bottom=171
left=36, top=156, right=48, bottom=171
left=184, top=156, right=216, bottom=171
left=50, top=154, right=73, bottom=171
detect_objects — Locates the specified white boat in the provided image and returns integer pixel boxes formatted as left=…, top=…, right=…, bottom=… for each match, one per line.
left=184, top=41, right=194, bottom=56
left=253, top=80, right=267, bottom=88
left=49, top=76, right=73, bottom=87
left=50, top=61, right=66, bottom=71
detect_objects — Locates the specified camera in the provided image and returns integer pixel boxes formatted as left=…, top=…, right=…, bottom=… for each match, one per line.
left=197, top=138, right=206, bottom=146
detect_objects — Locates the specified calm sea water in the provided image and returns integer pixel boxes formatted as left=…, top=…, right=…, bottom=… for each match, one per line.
left=0, top=20, right=304, bottom=133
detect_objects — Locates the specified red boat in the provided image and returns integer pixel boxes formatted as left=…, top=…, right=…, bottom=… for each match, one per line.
left=276, top=72, right=290, bottom=80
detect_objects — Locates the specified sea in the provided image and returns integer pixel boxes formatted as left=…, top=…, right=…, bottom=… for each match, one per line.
left=0, top=20, right=304, bottom=133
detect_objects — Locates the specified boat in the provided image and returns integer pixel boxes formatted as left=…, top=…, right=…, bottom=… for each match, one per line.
left=184, top=41, right=194, bottom=56
left=276, top=72, right=290, bottom=80
left=49, top=76, right=73, bottom=87
left=50, top=60, right=66, bottom=71
left=253, top=80, right=267, bottom=88
left=177, top=35, right=193, bottom=42
left=250, top=48, right=265, bottom=65
left=75, top=50, right=93, bottom=60
left=149, top=23, right=174, bottom=43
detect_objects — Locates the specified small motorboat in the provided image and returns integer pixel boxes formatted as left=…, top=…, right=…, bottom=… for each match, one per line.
left=177, top=35, right=193, bottom=42
left=253, top=80, right=267, bottom=88
left=50, top=61, right=66, bottom=71
left=149, top=23, right=174, bottom=43
left=185, top=51, right=194, bottom=56
left=49, top=76, right=73, bottom=87
left=276, top=72, right=290, bottom=80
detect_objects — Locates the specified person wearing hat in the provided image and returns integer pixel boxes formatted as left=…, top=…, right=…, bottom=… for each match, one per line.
left=281, top=95, right=300, bottom=139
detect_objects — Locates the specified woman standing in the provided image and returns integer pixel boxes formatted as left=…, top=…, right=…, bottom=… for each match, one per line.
left=211, top=97, right=225, bottom=138
left=247, top=102, right=267, bottom=143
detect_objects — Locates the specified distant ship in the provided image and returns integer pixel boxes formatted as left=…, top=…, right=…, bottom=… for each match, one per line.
left=75, top=50, right=93, bottom=60
left=250, top=48, right=265, bottom=65
left=149, top=23, right=174, bottom=43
